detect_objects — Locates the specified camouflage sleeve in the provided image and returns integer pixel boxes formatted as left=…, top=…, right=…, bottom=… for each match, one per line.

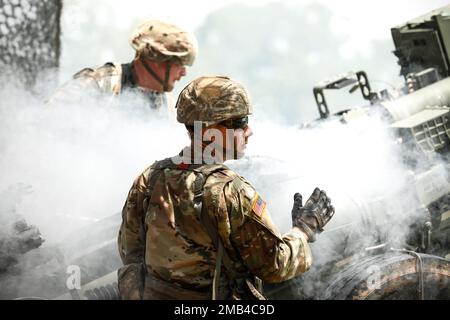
left=46, top=70, right=102, bottom=107
left=117, top=168, right=150, bottom=300
left=118, top=168, right=150, bottom=264
left=223, top=177, right=312, bottom=283
left=46, top=63, right=123, bottom=107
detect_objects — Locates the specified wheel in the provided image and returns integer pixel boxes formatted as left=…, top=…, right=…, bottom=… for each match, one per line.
left=322, top=251, right=450, bottom=300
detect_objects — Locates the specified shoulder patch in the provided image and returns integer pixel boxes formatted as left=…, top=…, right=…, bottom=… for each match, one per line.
left=251, top=193, right=267, bottom=218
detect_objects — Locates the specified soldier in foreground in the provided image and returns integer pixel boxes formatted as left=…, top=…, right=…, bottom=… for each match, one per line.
left=117, top=76, right=335, bottom=299
left=49, top=19, right=197, bottom=111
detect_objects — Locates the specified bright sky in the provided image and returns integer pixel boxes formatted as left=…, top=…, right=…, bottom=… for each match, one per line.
left=60, top=0, right=450, bottom=79
left=63, top=0, right=450, bottom=34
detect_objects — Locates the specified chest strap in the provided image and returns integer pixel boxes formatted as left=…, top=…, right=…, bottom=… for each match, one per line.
left=145, top=158, right=265, bottom=300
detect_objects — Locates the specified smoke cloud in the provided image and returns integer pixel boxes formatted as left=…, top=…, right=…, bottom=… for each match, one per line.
left=0, top=77, right=189, bottom=298
left=230, top=107, right=448, bottom=298
left=0, top=80, right=187, bottom=242
left=0, top=77, right=445, bottom=299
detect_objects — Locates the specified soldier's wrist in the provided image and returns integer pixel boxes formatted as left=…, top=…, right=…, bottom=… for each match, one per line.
left=293, top=225, right=316, bottom=243
left=293, top=222, right=316, bottom=242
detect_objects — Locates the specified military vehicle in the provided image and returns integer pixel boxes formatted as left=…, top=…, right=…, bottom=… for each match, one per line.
left=1, top=4, right=449, bottom=300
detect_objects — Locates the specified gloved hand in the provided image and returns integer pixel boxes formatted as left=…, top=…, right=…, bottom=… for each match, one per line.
left=291, top=188, right=335, bottom=242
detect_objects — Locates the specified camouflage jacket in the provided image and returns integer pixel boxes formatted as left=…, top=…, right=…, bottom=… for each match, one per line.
left=117, top=156, right=312, bottom=299
left=48, top=62, right=171, bottom=111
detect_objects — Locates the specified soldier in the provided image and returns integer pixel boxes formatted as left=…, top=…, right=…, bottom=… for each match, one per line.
left=49, top=19, right=197, bottom=111
left=117, top=76, right=335, bottom=300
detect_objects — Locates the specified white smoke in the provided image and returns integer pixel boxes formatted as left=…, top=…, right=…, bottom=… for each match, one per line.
left=0, top=80, right=188, bottom=244
left=229, top=107, right=444, bottom=288
left=0, top=76, right=195, bottom=298
left=0, top=77, right=446, bottom=299
left=232, top=110, right=418, bottom=232
left=227, top=106, right=450, bottom=298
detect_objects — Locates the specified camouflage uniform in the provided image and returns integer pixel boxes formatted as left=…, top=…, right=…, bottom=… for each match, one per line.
left=118, top=156, right=312, bottom=299
left=49, top=62, right=169, bottom=110
left=117, top=76, right=313, bottom=300
left=48, top=19, right=197, bottom=110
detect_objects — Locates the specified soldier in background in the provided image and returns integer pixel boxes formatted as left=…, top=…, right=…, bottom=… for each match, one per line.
left=49, top=19, right=197, bottom=112
left=117, top=76, right=335, bottom=300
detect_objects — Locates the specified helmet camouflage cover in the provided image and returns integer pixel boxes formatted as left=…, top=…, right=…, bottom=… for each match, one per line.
left=130, top=19, right=197, bottom=66
left=176, top=76, right=253, bottom=127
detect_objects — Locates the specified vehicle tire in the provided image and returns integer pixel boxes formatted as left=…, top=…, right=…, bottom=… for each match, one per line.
left=321, top=251, right=450, bottom=300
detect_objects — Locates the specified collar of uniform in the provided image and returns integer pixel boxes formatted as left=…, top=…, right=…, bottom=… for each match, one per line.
left=122, top=62, right=164, bottom=97
left=121, top=64, right=167, bottom=110
left=121, top=63, right=137, bottom=88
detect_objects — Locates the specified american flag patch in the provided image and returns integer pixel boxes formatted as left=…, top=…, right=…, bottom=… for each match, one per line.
left=252, top=193, right=266, bottom=218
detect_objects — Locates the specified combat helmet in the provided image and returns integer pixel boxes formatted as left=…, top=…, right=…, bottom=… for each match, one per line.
left=130, top=19, right=197, bottom=66
left=176, top=76, right=253, bottom=127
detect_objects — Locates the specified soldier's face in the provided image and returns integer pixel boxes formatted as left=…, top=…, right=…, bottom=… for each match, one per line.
left=206, top=123, right=252, bottom=160
left=137, top=57, right=186, bottom=92
left=234, top=125, right=253, bottom=158
left=166, top=63, right=187, bottom=92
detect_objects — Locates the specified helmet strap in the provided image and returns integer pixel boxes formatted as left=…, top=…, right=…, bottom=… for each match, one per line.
left=140, top=58, right=170, bottom=91
left=163, top=62, right=172, bottom=92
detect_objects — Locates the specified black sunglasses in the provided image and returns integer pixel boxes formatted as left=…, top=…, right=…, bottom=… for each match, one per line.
left=220, top=116, right=249, bottom=129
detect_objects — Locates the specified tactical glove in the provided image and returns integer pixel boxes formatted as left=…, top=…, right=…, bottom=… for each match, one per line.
left=291, top=188, right=335, bottom=242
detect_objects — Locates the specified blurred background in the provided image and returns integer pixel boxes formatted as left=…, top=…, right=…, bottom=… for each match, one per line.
left=59, top=0, right=450, bottom=123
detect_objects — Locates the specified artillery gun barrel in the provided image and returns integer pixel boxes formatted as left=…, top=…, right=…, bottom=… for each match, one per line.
left=381, top=77, right=450, bottom=122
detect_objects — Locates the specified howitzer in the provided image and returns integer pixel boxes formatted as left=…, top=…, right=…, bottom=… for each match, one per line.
left=265, top=5, right=450, bottom=300
left=313, top=4, right=450, bottom=157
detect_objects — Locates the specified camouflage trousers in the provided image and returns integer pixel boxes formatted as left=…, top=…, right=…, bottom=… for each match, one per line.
left=143, top=272, right=211, bottom=300
left=118, top=263, right=231, bottom=300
